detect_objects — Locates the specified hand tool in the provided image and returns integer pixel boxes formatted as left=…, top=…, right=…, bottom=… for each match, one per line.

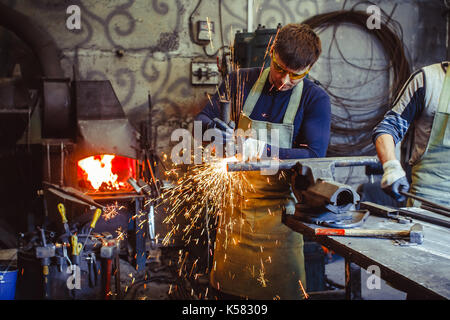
left=81, top=208, right=102, bottom=253
left=70, top=234, right=82, bottom=296
left=314, top=223, right=424, bottom=244
left=100, top=239, right=117, bottom=300
left=62, top=242, right=72, bottom=269
left=57, top=203, right=71, bottom=236
left=86, top=252, right=97, bottom=288
left=36, top=227, right=55, bottom=299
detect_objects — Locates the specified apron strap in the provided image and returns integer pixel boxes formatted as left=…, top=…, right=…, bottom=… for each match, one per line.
left=438, top=64, right=450, bottom=114
left=243, top=68, right=270, bottom=116
left=282, top=81, right=303, bottom=124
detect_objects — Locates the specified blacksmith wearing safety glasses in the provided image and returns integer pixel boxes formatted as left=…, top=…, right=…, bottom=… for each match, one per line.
left=196, top=24, right=331, bottom=300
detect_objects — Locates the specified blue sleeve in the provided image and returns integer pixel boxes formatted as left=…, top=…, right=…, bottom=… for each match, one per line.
left=372, top=70, right=425, bottom=145
left=195, top=85, right=223, bottom=131
left=268, top=92, right=331, bottom=159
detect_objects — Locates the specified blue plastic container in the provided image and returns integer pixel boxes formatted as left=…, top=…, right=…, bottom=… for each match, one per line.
left=0, top=266, right=18, bottom=300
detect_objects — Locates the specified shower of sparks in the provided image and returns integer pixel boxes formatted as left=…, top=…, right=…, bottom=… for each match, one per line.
left=150, top=156, right=253, bottom=249
left=103, top=202, right=124, bottom=221
left=138, top=32, right=291, bottom=298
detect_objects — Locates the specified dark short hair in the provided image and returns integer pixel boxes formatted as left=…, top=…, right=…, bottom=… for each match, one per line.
left=272, top=23, right=322, bottom=70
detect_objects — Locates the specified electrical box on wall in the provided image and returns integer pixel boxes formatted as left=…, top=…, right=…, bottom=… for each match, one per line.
left=191, top=62, right=219, bottom=85
left=197, top=20, right=214, bottom=42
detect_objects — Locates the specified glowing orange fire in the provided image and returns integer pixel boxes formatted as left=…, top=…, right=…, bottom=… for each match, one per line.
left=78, top=154, right=135, bottom=191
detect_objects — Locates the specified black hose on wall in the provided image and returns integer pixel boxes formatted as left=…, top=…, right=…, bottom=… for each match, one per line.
left=302, top=9, right=411, bottom=156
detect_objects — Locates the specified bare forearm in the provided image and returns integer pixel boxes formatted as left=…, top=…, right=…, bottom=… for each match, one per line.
left=375, top=134, right=397, bottom=164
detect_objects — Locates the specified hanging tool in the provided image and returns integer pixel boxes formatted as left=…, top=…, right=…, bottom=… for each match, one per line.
left=36, top=227, right=55, bottom=299
left=86, top=252, right=97, bottom=288
left=70, top=234, right=82, bottom=289
left=81, top=208, right=102, bottom=254
left=57, top=203, right=71, bottom=236
left=100, top=238, right=117, bottom=300
left=314, top=223, right=424, bottom=244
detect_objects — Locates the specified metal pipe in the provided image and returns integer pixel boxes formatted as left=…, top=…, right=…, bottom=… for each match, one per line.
left=400, top=191, right=450, bottom=216
left=247, top=0, right=253, bottom=33
left=227, top=156, right=380, bottom=172
left=60, top=142, right=64, bottom=186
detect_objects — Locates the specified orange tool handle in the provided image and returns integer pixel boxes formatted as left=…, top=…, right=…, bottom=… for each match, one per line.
left=315, top=228, right=346, bottom=236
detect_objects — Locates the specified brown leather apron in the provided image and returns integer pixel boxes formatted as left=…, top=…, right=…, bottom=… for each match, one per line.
left=210, top=68, right=307, bottom=299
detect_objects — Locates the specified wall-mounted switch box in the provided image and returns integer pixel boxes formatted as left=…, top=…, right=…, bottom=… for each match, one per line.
left=197, top=20, right=214, bottom=41
left=191, top=62, right=220, bottom=85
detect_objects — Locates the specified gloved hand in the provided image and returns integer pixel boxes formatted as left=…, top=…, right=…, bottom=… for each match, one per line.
left=380, top=159, right=410, bottom=202
left=237, top=137, right=266, bottom=162
left=207, top=118, right=235, bottom=145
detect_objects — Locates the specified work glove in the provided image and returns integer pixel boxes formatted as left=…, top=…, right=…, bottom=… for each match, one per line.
left=380, top=159, right=410, bottom=202
left=237, top=137, right=266, bottom=162
left=207, top=118, right=235, bottom=145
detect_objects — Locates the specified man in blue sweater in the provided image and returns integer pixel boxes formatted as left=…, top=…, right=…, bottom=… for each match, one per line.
left=196, top=24, right=331, bottom=299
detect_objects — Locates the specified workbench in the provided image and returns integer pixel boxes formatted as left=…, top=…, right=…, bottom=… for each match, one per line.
left=283, top=209, right=450, bottom=300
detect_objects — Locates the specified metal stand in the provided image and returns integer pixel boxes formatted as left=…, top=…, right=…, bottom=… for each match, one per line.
left=345, top=259, right=362, bottom=300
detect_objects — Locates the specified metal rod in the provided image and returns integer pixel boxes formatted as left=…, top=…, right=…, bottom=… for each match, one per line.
left=420, top=204, right=450, bottom=219
left=60, top=142, right=64, bottom=186
left=46, top=143, right=51, bottom=182
left=227, top=156, right=380, bottom=172
left=397, top=208, right=450, bottom=229
left=400, top=191, right=450, bottom=215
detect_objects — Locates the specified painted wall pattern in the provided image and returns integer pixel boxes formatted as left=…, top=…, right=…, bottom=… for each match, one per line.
left=0, top=0, right=446, bottom=157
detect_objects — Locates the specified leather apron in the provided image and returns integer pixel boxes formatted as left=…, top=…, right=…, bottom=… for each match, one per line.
left=409, top=65, right=450, bottom=207
left=210, top=68, right=307, bottom=299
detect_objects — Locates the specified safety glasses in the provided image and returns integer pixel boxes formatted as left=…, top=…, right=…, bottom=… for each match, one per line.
left=271, top=53, right=310, bottom=80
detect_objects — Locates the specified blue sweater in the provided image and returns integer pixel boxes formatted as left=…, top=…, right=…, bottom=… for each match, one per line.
left=195, top=68, right=331, bottom=159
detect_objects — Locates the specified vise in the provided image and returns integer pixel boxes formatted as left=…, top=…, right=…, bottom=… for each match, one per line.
left=228, top=156, right=380, bottom=228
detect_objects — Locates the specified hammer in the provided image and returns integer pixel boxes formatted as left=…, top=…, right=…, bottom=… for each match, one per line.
left=314, top=223, right=424, bottom=244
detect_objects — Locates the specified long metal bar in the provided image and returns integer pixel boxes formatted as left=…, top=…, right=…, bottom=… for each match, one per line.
left=227, top=156, right=380, bottom=172
left=420, top=205, right=450, bottom=219
left=397, top=208, right=450, bottom=229
left=400, top=191, right=450, bottom=216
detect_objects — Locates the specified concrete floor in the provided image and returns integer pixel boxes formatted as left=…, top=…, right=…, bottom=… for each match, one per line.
left=113, top=247, right=408, bottom=300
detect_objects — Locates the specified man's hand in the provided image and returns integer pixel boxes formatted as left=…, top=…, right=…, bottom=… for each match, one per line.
left=207, top=118, right=235, bottom=145
left=380, top=159, right=410, bottom=202
left=237, top=137, right=266, bottom=162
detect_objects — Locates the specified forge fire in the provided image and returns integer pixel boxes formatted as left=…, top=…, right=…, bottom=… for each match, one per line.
left=77, top=155, right=136, bottom=192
